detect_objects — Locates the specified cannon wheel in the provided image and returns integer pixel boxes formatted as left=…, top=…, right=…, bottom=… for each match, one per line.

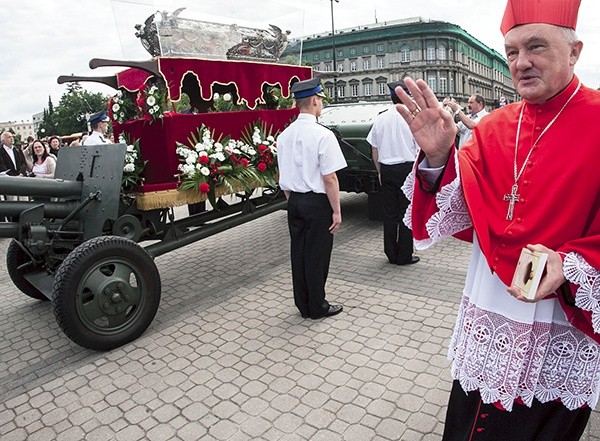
left=51, top=236, right=161, bottom=351
left=6, top=240, right=49, bottom=301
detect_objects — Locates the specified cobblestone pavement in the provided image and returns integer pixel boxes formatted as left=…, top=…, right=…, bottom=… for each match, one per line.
left=0, top=193, right=598, bottom=440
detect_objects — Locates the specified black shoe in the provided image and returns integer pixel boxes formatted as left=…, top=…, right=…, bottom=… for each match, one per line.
left=397, top=256, right=420, bottom=265
left=313, top=304, right=343, bottom=319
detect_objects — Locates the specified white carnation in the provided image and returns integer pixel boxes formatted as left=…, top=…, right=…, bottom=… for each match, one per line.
left=147, top=96, right=156, bottom=106
left=201, top=167, right=210, bottom=176
left=112, top=103, right=120, bottom=112
left=223, top=93, right=232, bottom=102
left=123, top=163, right=135, bottom=173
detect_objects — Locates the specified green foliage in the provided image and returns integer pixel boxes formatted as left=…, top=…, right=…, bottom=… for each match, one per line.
left=39, top=84, right=108, bottom=137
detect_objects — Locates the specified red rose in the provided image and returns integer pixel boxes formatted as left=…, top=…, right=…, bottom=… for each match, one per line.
left=258, top=144, right=268, bottom=152
left=240, top=158, right=249, bottom=167
left=199, top=155, right=209, bottom=165
left=199, top=182, right=211, bottom=194
left=257, top=162, right=267, bottom=172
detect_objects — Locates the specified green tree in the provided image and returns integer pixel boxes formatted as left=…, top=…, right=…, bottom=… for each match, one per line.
left=38, top=84, right=108, bottom=138
left=52, top=83, right=109, bottom=136
left=37, top=96, right=56, bottom=138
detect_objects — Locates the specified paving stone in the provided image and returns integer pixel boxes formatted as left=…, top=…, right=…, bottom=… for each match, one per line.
left=0, top=196, right=598, bottom=441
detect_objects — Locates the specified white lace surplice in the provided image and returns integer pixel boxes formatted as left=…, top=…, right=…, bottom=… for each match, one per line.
left=404, top=157, right=600, bottom=412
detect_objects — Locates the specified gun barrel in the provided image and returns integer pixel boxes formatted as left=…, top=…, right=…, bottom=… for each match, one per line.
left=0, top=176, right=82, bottom=197
left=0, top=201, right=79, bottom=219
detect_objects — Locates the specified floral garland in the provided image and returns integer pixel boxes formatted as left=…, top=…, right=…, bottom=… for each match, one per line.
left=119, top=133, right=147, bottom=192
left=176, top=123, right=278, bottom=207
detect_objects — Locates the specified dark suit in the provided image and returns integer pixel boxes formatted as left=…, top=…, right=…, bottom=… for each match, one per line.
left=0, top=144, right=27, bottom=176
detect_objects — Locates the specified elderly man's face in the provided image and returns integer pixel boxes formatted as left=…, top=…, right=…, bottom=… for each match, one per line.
left=2, top=133, right=14, bottom=146
left=504, top=23, right=582, bottom=104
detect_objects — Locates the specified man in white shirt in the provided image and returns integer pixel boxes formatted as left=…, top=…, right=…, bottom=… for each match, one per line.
left=277, top=78, right=347, bottom=320
left=83, top=111, right=113, bottom=146
left=367, top=81, right=419, bottom=265
left=444, top=93, right=489, bottom=148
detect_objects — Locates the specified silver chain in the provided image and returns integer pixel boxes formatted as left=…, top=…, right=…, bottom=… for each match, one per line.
left=513, top=81, right=581, bottom=183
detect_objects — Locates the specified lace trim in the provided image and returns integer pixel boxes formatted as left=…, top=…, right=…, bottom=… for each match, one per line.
left=449, top=297, right=600, bottom=411
left=564, top=252, right=600, bottom=334
left=402, top=153, right=472, bottom=250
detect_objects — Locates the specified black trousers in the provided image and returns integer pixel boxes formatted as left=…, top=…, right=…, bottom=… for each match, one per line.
left=442, top=380, right=592, bottom=441
left=379, top=162, right=414, bottom=264
left=287, top=192, right=333, bottom=318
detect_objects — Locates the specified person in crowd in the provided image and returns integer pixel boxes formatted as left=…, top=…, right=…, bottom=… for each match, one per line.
left=277, top=78, right=347, bottom=320
left=367, top=81, right=420, bottom=265
left=395, top=0, right=600, bottom=439
left=0, top=131, right=27, bottom=176
left=48, top=136, right=61, bottom=157
left=443, top=94, right=489, bottom=148
left=83, top=111, right=113, bottom=145
left=29, top=139, right=56, bottom=179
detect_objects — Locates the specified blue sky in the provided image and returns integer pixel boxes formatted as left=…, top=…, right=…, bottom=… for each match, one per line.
left=1, top=0, right=598, bottom=122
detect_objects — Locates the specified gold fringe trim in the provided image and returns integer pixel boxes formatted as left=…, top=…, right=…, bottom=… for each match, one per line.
left=133, top=180, right=270, bottom=211
left=134, top=188, right=205, bottom=211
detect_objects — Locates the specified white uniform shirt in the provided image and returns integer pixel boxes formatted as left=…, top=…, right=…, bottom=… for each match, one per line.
left=366, top=105, right=418, bottom=165
left=457, top=109, right=489, bottom=148
left=277, top=113, right=347, bottom=194
left=82, top=131, right=111, bottom=146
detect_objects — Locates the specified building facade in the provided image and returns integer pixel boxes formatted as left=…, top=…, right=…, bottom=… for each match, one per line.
left=0, top=120, right=36, bottom=141
left=285, top=17, right=517, bottom=108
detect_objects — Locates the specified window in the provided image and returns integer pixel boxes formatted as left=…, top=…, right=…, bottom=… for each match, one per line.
left=438, top=45, right=447, bottom=61
left=378, top=83, right=387, bottom=95
left=428, top=76, right=437, bottom=92
left=325, top=51, right=331, bottom=59
left=314, top=54, right=320, bottom=61
left=326, top=86, right=333, bottom=97
left=400, top=46, right=410, bottom=62
left=337, top=85, right=346, bottom=98
left=363, top=46, right=370, bottom=54
left=377, top=57, right=384, bottom=69
left=324, top=63, right=332, bottom=72
left=364, top=83, right=372, bottom=96
left=363, top=59, right=370, bottom=70
left=376, top=43, right=384, bottom=52
left=439, top=77, right=448, bottom=94
left=427, top=44, right=436, bottom=61
left=338, top=63, right=344, bottom=72
left=350, top=60, right=357, bottom=71
left=351, top=84, right=359, bottom=97
left=350, top=48, right=357, bottom=55
left=313, top=65, right=320, bottom=72
left=337, top=50, right=344, bottom=57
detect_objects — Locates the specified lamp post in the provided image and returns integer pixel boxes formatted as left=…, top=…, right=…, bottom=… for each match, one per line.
left=330, top=0, right=339, bottom=103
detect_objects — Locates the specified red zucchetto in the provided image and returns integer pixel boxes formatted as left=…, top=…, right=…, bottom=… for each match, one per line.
left=500, top=0, right=581, bottom=35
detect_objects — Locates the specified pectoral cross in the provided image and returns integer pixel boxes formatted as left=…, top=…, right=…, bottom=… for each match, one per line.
left=503, top=183, right=519, bottom=221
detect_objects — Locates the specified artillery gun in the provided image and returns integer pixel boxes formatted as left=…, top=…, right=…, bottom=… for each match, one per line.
left=1, top=144, right=285, bottom=351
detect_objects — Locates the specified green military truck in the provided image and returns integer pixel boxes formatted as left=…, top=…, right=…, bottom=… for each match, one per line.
left=320, top=101, right=390, bottom=220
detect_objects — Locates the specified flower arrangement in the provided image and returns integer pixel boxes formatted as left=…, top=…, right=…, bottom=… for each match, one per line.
left=176, top=122, right=278, bottom=207
left=136, top=83, right=169, bottom=122
left=108, top=91, right=137, bottom=124
left=119, top=133, right=147, bottom=192
left=241, top=122, right=278, bottom=188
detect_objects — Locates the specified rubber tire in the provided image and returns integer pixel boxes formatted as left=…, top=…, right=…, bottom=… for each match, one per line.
left=51, top=236, right=161, bottom=351
left=6, top=240, right=49, bottom=301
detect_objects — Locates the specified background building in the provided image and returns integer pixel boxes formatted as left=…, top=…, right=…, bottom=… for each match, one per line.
left=285, top=17, right=517, bottom=108
left=0, top=120, right=36, bottom=142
